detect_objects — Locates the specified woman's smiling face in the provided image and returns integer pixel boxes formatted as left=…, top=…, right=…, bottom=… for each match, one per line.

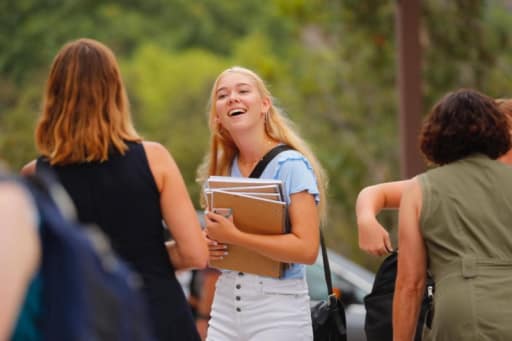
left=214, top=71, right=270, bottom=133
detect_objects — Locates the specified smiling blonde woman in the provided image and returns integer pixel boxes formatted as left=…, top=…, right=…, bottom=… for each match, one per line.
left=197, top=66, right=328, bottom=341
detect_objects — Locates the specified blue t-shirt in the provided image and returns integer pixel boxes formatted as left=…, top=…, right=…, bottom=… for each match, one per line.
left=230, top=149, right=320, bottom=279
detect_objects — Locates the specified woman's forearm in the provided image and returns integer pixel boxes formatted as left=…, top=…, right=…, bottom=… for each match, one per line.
left=166, top=240, right=208, bottom=270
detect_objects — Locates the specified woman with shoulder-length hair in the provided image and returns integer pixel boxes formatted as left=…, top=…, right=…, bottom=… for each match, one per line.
left=393, top=89, right=512, bottom=341
left=22, top=38, right=208, bottom=341
left=355, top=98, right=512, bottom=257
left=197, top=66, right=328, bottom=340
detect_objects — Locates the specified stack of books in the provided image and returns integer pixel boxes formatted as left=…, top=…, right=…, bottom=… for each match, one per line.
left=204, top=176, right=289, bottom=278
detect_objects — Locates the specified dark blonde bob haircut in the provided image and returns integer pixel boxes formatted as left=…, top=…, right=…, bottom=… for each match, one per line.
left=36, top=38, right=140, bottom=165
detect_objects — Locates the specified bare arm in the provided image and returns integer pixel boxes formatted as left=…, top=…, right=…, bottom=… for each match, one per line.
left=392, top=178, right=427, bottom=341
left=355, top=180, right=412, bottom=256
left=143, top=142, right=208, bottom=270
left=195, top=269, right=220, bottom=340
left=205, top=190, right=320, bottom=265
left=0, top=183, right=40, bottom=340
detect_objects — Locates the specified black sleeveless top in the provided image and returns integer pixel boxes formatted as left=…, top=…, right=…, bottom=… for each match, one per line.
left=37, top=142, right=200, bottom=341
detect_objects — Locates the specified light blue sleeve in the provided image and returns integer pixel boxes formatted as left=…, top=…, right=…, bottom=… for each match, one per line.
left=268, top=151, right=320, bottom=279
left=273, top=152, right=320, bottom=206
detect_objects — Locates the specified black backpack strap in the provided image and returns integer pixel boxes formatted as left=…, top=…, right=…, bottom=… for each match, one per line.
left=248, top=144, right=293, bottom=178
left=248, top=144, right=293, bottom=274
left=320, top=230, right=334, bottom=295
left=25, top=168, right=77, bottom=221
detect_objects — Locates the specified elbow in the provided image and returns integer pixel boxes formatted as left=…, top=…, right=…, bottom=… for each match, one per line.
left=303, top=256, right=317, bottom=265
left=197, top=252, right=209, bottom=269
left=195, top=243, right=210, bottom=269
left=356, top=186, right=374, bottom=207
left=296, top=237, right=320, bottom=265
left=191, top=258, right=208, bottom=270
left=189, top=246, right=209, bottom=269
left=396, top=273, right=426, bottom=297
left=169, top=240, right=209, bottom=270
left=302, top=249, right=318, bottom=265
left=182, top=252, right=208, bottom=270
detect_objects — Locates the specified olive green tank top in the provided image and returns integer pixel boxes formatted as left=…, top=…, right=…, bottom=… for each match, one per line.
left=418, top=154, right=512, bottom=340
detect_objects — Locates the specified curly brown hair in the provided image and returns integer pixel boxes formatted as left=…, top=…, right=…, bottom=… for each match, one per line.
left=420, top=89, right=511, bottom=165
left=495, top=98, right=512, bottom=124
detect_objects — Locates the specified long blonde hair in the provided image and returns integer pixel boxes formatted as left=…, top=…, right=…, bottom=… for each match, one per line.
left=35, top=38, right=141, bottom=165
left=197, top=66, right=328, bottom=222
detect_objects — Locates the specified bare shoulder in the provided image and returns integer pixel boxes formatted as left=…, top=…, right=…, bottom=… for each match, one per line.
left=20, top=160, right=37, bottom=176
left=402, top=176, right=421, bottom=198
left=142, top=141, right=167, bottom=156
left=406, top=177, right=422, bottom=194
left=142, top=141, right=173, bottom=165
left=401, top=176, right=423, bottom=213
left=142, top=141, right=177, bottom=190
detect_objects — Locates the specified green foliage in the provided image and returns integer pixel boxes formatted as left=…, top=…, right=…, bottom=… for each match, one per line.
left=0, top=77, right=42, bottom=169
left=2, top=0, right=512, bottom=271
left=123, top=45, right=228, bottom=204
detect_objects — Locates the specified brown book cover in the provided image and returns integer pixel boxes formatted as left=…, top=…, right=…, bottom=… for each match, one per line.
left=207, top=190, right=287, bottom=278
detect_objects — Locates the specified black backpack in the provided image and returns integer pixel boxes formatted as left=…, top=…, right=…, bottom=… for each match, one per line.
left=363, top=251, right=434, bottom=341
left=17, top=171, right=156, bottom=341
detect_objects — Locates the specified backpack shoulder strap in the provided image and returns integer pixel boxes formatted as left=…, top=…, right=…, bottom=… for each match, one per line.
left=249, top=144, right=294, bottom=236
left=249, top=144, right=293, bottom=178
left=24, top=169, right=77, bottom=221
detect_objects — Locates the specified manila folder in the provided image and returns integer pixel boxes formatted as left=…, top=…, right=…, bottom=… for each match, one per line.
left=209, top=191, right=287, bottom=278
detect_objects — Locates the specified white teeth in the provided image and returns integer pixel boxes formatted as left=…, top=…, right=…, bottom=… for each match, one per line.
left=228, top=109, right=245, bottom=116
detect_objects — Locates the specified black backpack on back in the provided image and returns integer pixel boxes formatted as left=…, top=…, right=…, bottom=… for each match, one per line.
left=363, top=251, right=434, bottom=341
left=18, top=171, right=156, bottom=341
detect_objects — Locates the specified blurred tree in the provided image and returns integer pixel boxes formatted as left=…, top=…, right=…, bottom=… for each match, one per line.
left=2, top=0, right=512, bottom=271
left=123, top=44, right=228, bottom=203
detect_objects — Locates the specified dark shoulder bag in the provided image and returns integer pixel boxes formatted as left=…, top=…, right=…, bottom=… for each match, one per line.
left=249, top=145, right=347, bottom=341
left=310, top=232, right=348, bottom=341
left=364, top=250, right=434, bottom=341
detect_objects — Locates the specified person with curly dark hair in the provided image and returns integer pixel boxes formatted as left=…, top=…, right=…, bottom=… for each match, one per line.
left=419, top=90, right=509, bottom=165
left=390, top=89, right=512, bottom=340
left=356, top=97, right=512, bottom=257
